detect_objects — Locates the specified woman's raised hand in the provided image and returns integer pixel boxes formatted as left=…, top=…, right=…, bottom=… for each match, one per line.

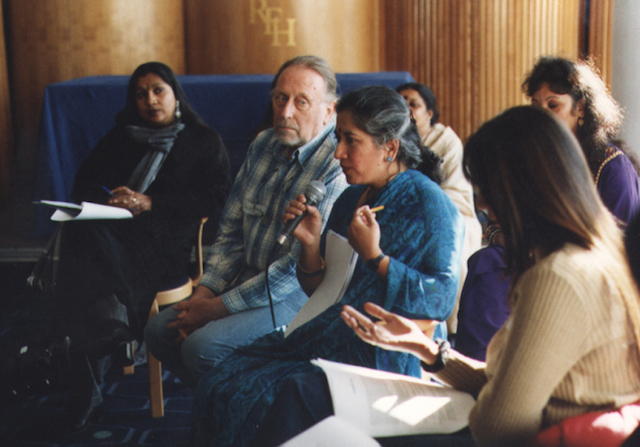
left=282, top=193, right=323, bottom=247
left=341, top=302, right=439, bottom=364
left=347, top=205, right=381, bottom=260
left=108, top=186, right=152, bottom=215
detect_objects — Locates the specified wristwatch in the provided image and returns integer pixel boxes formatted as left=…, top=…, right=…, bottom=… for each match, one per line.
left=420, top=338, right=450, bottom=373
left=366, top=253, right=385, bottom=271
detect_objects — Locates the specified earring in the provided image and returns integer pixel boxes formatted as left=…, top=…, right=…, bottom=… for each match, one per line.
left=175, top=100, right=182, bottom=119
left=386, top=156, right=393, bottom=162
left=578, top=117, right=584, bottom=127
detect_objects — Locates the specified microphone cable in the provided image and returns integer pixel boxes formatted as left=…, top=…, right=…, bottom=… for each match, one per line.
left=264, top=181, right=327, bottom=329
left=265, top=246, right=278, bottom=329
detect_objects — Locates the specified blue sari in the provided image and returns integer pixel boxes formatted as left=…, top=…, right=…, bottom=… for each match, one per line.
left=190, top=170, right=464, bottom=446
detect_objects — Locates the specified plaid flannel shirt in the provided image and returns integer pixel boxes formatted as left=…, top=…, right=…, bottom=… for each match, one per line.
left=199, top=123, right=348, bottom=313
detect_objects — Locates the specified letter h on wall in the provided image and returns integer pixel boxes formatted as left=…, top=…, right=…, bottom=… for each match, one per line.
left=250, top=0, right=297, bottom=47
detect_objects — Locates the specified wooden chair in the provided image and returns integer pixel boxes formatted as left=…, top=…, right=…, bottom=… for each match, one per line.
left=123, top=217, right=208, bottom=418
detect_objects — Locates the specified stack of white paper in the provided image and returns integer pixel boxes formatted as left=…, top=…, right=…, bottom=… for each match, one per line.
left=36, top=200, right=133, bottom=221
left=285, top=231, right=358, bottom=337
left=312, top=359, right=475, bottom=438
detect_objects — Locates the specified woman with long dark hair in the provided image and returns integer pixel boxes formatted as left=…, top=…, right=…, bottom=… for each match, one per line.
left=49, top=62, right=231, bottom=433
left=523, top=56, right=640, bottom=223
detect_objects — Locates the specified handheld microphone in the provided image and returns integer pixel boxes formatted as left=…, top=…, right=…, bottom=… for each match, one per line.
left=276, top=180, right=326, bottom=245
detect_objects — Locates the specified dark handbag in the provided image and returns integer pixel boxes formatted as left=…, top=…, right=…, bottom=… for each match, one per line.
left=0, top=333, right=71, bottom=403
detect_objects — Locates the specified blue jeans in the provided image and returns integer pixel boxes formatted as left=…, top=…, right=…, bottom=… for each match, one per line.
left=144, top=292, right=308, bottom=388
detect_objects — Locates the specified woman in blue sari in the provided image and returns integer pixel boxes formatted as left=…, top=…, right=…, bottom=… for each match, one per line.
left=190, top=85, right=464, bottom=446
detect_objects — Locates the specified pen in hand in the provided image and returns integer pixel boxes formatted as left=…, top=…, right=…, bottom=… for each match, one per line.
left=103, top=185, right=136, bottom=213
left=359, top=205, right=385, bottom=216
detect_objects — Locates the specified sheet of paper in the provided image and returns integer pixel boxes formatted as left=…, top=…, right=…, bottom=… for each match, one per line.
left=312, top=359, right=475, bottom=438
left=38, top=200, right=133, bottom=221
left=285, top=231, right=358, bottom=337
left=38, top=200, right=82, bottom=216
left=281, top=416, right=381, bottom=447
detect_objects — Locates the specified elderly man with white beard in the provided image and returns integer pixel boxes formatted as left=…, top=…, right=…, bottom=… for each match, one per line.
left=145, top=55, right=348, bottom=387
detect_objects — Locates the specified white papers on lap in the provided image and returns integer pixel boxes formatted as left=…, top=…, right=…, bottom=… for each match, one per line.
left=284, top=231, right=358, bottom=337
left=312, top=359, right=475, bottom=438
left=37, top=200, right=133, bottom=221
left=281, top=416, right=381, bottom=447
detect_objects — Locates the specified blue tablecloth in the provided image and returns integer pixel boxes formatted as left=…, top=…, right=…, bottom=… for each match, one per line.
left=34, top=72, right=414, bottom=236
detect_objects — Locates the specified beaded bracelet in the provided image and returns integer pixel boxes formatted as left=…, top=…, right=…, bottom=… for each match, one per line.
left=296, top=257, right=326, bottom=277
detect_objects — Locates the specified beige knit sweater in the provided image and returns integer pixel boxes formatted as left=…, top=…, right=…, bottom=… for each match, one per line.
left=437, top=242, right=640, bottom=446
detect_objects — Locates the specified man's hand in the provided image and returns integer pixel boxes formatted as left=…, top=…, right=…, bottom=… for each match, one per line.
left=167, top=285, right=231, bottom=341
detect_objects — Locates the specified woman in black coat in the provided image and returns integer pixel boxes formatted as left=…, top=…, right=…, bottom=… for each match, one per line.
left=50, top=62, right=231, bottom=434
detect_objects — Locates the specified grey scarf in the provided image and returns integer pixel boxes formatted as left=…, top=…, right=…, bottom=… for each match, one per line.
left=124, top=121, right=185, bottom=193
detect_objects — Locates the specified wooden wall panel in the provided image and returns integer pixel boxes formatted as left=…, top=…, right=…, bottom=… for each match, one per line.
left=185, top=0, right=380, bottom=75
left=383, top=0, right=581, bottom=142
left=0, top=0, right=612, bottom=240
left=6, top=0, right=184, bottom=229
left=0, top=4, right=12, bottom=207
left=588, top=0, right=613, bottom=86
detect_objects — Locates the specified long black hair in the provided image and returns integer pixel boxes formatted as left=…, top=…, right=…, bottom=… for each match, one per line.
left=521, top=57, right=640, bottom=176
left=465, top=105, right=640, bottom=358
left=115, top=62, right=207, bottom=128
left=464, top=106, right=612, bottom=280
left=396, top=82, right=440, bottom=126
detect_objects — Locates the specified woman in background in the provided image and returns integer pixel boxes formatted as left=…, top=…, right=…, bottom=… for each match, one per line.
left=523, top=56, right=640, bottom=223
left=454, top=220, right=510, bottom=362
left=50, top=62, right=231, bottom=434
left=397, top=82, right=482, bottom=335
left=454, top=56, right=640, bottom=362
left=456, top=56, right=640, bottom=362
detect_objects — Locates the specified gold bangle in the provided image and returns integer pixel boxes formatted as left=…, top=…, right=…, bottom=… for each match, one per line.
left=297, top=257, right=326, bottom=277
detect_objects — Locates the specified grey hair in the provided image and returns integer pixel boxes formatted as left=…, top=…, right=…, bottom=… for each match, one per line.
left=336, top=85, right=423, bottom=169
left=271, top=55, right=338, bottom=103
